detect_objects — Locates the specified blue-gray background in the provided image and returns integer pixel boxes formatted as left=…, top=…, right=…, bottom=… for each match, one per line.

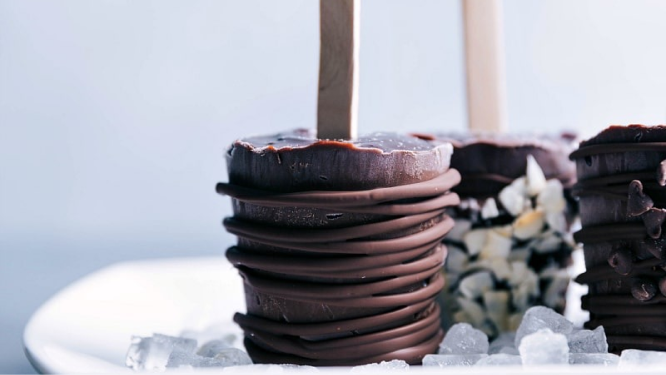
left=3, top=0, right=666, bottom=372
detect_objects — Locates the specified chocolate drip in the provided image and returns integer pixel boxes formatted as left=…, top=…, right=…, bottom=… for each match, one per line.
left=572, top=125, right=666, bottom=352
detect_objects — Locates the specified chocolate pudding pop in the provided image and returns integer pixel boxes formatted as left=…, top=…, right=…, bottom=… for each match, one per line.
left=422, top=134, right=578, bottom=337
left=418, top=0, right=578, bottom=338
left=571, top=125, right=666, bottom=353
left=219, top=131, right=460, bottom=365
left=216, top=1, right=460, bottom=365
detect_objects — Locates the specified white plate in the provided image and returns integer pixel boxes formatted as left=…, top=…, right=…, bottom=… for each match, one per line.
left=23, top=255, right=662, bottom=374
left=24, top=256, right=245, bottom=374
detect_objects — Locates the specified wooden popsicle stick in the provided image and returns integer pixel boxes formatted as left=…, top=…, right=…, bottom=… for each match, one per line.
left=317, top=0, right=360, bottom=140
left=462, top=0, right=508, bottom=133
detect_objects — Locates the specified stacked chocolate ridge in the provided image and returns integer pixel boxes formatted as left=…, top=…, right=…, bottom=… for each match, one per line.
left=572, top=125, right=666, bottom=353
left=414, top=133, right=577, bottom=336
left=217, top=129, right=461, bottom=365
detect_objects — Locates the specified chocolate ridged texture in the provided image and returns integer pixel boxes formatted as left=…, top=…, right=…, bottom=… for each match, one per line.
left=219, top=129, right=460, bottom=365
left=572, top=124, right=666, bottom=353
left=413, top=132, right=577, bottom=198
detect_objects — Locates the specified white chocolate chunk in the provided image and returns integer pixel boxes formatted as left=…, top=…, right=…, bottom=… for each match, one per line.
left=481, top=197, right=500, bottom=219
left=445, top=245, right=469, bottom=273
left=508, top=261, right=529, bottom=287
left=487, top=257, right=512, bottom=281
left=499, top=177, right=527, bottom=217
left=466, top=257, right=512, bottom=281
left=479, top=231, right=513, bottom=260
left=525, top=155, right=547, bottom=197
left=508, top=313, right=523, bottom=332
left=445, top=272, right=460, bottom=287
left=447, top=219, right=472, bottom=242
left=484, top=291, right=510, bottom=332
left=523, top=198, right=534, bottom=212
left=513, top=209, right=545, bottom=240
left=507, top=247, right=531, bottom=263
left=512, top=269, right=540, bottom=312
left=456, top=297, right=486, bottom=327
left=544, top=271, right=570, bottom=310
left=537, top=179, right=566, bottom=213
left=453, top=311, right=476, bottom=328
left=533, top=233, right=562, bottom=254
left=463, top=229, right=488, bottom=256
left=545, top=211, right=567, bottom=233
left=459, top=271, right=494, bottom=300
left=492, top=224, right=513, bottom=238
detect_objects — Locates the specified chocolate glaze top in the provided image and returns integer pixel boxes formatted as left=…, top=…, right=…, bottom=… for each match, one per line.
left=413, top=132, right=576, bottom=198
left=579, top=125, right=666, bottom=147
left=234, top=128, right=447, bottom=153
left=226, top=129, right=454, bottom=193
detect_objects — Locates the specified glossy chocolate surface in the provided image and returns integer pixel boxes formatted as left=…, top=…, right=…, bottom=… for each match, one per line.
left=227, top=129, right=453, bottom=192
left=416, top=132, right=576, bottom=198
left=572, top=124, right=666, bottom=352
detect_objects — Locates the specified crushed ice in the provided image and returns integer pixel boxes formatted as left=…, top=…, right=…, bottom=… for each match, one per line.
left=126, top=307, right=666, bottom=370
left=423, top=306, right=665, bottom=368
left=126, top=333, right=251, bottom=371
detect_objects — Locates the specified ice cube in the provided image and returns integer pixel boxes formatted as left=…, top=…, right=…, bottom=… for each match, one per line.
left=488, top=332, right=516, bottom=354
left=498, top=347, right=520, bottom=355
left=475, top=353, right=522, bottom=366
left=619, top=349, right=666, bottom=367
left=519, top=329, right=569, bottom=366
left=126, top=334, right=197, bottom=371
left=515, top=306, right=574, bottom=348
left=350, top=360, right=409, bottom=372
left=210, top=348, right=252, bottom=366
left=567, top=326, right=608, bottom=353
left=439, top=322, right=489, bottom=355
left=422, top=354, right=488, bottom=367
left=198, top=339, right=232, bottom=357
left=569, top=353, right=619, bottom=366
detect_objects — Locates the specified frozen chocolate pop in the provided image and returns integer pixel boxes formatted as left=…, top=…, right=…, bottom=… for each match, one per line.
left=218, top=130, right=460, bottom=365
left=572, top=125, right=666, bottom=353
left=415, top=133, right=578, bottom=338
left=217, top=0, right=461, bottom=365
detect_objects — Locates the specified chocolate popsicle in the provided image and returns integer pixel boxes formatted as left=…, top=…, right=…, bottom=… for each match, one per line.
left=572, top=124, right=666, bottom=353
left=415, top=133, right=577, bottom=337
left=217, top=129, right=461, bottom=365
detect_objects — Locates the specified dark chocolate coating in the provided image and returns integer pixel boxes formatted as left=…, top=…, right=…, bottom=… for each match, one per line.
left=219, top=130, right=460, bottom=365
left=414, top=132, right=576, bottom=198
left=227, top=129, right=453, bottom=193
left=572, top=124, right=666, bottom=353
